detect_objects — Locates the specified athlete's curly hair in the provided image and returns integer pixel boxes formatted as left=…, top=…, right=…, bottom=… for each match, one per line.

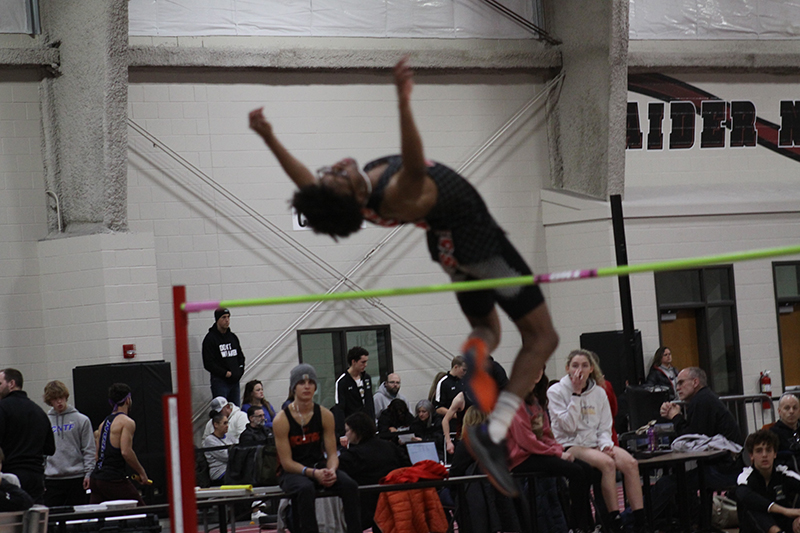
left=291, top=184, right=364, bottom=240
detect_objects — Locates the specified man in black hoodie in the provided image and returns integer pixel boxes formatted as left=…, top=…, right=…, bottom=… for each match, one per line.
left=0, top=368, right=56, bottom=503
left=202, top=308, right=245, bottom=406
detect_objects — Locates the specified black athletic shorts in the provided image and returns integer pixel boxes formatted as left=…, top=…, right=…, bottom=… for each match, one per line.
left=449, top=234, right=544, bottom=322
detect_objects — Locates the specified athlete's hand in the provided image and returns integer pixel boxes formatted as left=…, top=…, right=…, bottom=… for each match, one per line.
left=249, top=107, right=273, bottom=138
left=393, top=56, right=414, bottom=103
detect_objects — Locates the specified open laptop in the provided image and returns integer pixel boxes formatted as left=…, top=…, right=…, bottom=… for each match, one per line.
left=406, top=441, right=440, bottom=464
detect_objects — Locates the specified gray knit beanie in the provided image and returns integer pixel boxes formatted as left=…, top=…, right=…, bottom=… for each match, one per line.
left=289, top=363, right=317, bottom=393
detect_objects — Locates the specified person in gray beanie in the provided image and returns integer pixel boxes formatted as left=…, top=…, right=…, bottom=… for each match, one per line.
left=273, top=363, right=361, bottom=533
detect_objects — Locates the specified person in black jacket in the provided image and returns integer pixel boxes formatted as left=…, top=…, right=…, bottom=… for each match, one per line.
left=0, top=368, right=56, bottom=504
left=339, top=412, right=409, bottom=531
left=644, top=346, right=678, bottom=399
left=335, top=346, right=374, bottom=419
left=0, top=447, right=33, bottom=512
left=239, top=406, right=272, bottom=447
left=377, top=398, right=414, bottom=444
left=409, top=400, right=444, bottom=456
left=736, top=430, right=800, bottom=533
left=652, top=367, right=743, bottom=524
left=202, top=308, right=245, bottom=406
left=770, top=393, right=800, bottom=469
left=659, top=367, right=742, bottom=445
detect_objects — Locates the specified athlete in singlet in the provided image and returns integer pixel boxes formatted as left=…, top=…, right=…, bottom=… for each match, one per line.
left=249, top=58, right=558, bottom=496
left=89, top=383, right=148, bottom=506
left=272, top=364, right=360, bottom=533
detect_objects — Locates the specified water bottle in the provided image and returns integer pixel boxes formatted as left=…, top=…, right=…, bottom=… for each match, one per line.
left=647, top=426, right=656, bottom=452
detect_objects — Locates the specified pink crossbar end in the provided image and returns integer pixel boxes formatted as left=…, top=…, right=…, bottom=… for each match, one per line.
left=183, top=300, right=221, bottom=314
left=534, top=269, right=597, bottom=284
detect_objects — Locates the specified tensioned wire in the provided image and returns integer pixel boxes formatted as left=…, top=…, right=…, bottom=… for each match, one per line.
left=183, top=244, right=800, bottom=312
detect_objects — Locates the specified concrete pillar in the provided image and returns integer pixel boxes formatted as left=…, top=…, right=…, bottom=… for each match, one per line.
left=39, top=0, right=128, bottom=234
left=547, top=0, right=629, bottom=199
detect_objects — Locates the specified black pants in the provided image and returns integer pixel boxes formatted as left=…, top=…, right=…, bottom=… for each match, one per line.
left=280, top=471, right=361, bottom=533
left=739, top=507, right=796, bottom=533
left=45, top=477, right=88, bottom=507
left=12, top=470, right=45, bottom=505
left=512, top=454, right=594, bottom=530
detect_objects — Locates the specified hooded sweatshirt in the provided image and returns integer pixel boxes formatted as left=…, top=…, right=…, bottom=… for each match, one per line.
left=547, top=374, right=614, bottom=451
left=45, top=405, right=96, bottom=479
left=506, top=399, right=563, bottom=470
left=202, top=324, right=245, bottom=383
left=373, top=382, right=411, bottom=418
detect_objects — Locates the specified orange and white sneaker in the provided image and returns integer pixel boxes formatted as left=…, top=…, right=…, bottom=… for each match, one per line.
left=462, top=337, right=498, bottom=413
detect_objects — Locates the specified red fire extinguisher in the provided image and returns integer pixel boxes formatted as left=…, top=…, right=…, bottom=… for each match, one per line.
left=759, top=371, right=772, bottom=409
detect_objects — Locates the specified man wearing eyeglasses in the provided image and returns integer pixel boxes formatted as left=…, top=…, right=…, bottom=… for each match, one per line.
left=239, top=406, right=272, bottom=447
left=373, top=373, right=410, bottom=419
left=652, top=367, right=743, bottom=524
left=659, top=367, right=741, bottom=445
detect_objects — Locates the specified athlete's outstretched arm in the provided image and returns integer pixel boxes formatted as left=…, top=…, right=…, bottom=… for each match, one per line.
left=249, top=107, right=315, bottom=189
left=393, top=57, right=427, bottom=193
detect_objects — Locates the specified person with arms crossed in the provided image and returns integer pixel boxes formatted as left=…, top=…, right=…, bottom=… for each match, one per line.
left=249, top=57, right=558, bottom=496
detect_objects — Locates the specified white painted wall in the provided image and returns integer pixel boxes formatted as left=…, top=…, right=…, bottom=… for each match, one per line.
left=126, top=71, right=550, bottom=418
left=623, top=75, right=800, bottom=395
left=0, top=81, right=48, bottom=404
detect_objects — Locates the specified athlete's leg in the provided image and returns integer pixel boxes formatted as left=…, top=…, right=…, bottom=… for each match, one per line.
left=464, top=307, right=501, bottom=354
left=504, top=302, right=559, bottom=399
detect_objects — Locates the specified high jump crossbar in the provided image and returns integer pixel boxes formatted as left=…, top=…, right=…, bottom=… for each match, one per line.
left=168, top=242, right=800, bottom=532
left=182, top=243, right=800, bottom=313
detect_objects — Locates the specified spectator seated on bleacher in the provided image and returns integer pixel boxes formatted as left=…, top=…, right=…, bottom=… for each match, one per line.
left=651, top=366, right=744, bottom=525
left=239, top=406, right=272, bottom=447
left=507, top=367, right=594, bottom=533
left=203, top=396, right=248, bottom=444
left=241, top=379, right=277, bottom=429
left=735, top=429, right=800, bottom=533
left=409, top=400, right=444, bottom=457
left=448, top=407, right=523, bottom=533
left=203, top=413, right=233, bottom=486
left=548, top=349, right=648, bottom=533
left=0, top=446, right=32, bottom=512
left=769, top=393, right=800, bottom=470
left=274, top=364, right=362, bottom=533
left=377, top=398, right=414, bottom=445
left=338, top=412, right=410, bottom=530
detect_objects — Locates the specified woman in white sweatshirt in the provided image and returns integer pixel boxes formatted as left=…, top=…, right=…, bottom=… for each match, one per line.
left=547, top=349, right=647, bottom=533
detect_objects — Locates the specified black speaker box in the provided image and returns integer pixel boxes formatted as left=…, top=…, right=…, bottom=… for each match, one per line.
left=579, top=330, right=644, bottom=397
left=72, top=361, right=172, bottom=504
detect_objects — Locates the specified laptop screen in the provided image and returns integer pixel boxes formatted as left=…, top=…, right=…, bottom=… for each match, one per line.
left=406, top=442, right=439, bottom=464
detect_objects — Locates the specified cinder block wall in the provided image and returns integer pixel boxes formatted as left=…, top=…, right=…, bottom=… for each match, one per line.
left=126, top=71, right=551, bottom=413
